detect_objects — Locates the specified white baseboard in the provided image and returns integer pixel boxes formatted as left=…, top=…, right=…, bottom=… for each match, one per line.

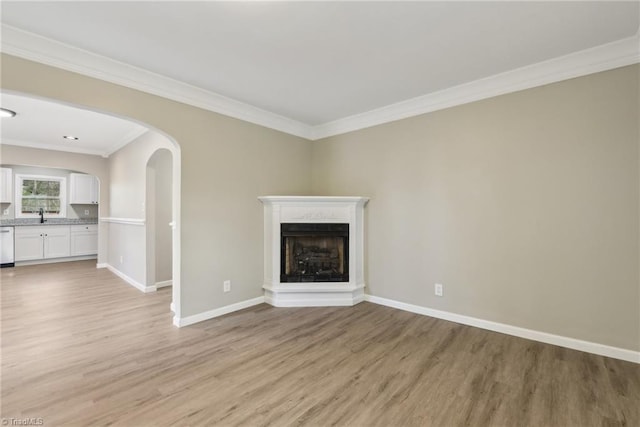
left=156, top=280, right=173, bottom=288
left=104, top=264, right=156, bottom=293
left=15, top=255, right=97, bottom=267
left=170, top=302, right=175, bottom=313
left=96, top=263, right=108, bottom=269
left=174, top=296, right=265, bottom=327
left=364, top=295, right=639, bottom=364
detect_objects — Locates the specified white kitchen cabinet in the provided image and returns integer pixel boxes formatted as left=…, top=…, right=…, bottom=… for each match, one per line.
left=0, top=167, right=12, bottom=203
left=69, top=173, right=99, bottom=204
left=44, top=226, right=71, bottom=259
left=70, top=224, right=98, bottom=256
left=15, top=226, right=71, bottom=261
left=15, top=227, right=47, bottom=261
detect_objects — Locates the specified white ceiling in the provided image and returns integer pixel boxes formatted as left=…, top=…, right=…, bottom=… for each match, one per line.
left=0, top=93, right=148, bottom=157
left=1, top=1, right=639, bottom=141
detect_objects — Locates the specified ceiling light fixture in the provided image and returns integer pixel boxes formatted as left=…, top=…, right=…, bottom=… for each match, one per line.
left=63, top=135, right=79, bottom=140
left=0, top=108, right=17, bottom=118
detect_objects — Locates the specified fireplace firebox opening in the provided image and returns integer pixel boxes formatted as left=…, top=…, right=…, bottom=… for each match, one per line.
left=281, top=223, right=349, bottom=282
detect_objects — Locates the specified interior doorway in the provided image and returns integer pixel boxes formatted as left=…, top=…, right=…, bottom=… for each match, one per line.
left=2, top=90, right=183, bottom=325
left=146, top=149, right=173, bottom=291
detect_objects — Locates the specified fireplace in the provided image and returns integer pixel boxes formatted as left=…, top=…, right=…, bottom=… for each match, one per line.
left=281, top=223, right=349, bottom=282
left=259, top=196, right=369, bottom=307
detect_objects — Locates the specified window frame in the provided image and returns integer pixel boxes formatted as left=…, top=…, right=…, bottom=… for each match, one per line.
left=15, top=174, right=67, bottom=219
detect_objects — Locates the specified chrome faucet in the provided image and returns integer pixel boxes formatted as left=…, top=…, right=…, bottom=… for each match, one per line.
left=39, top=208, right=45, bottom=223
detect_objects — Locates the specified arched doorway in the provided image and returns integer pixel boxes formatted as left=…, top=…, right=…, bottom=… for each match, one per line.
left=1, top=90, right=182, bottom=324
left=146, top=149, right=173, bottom=295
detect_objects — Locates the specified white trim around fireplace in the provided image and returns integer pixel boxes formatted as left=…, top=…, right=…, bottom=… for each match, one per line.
left=258, top=196, right=369, bottom=307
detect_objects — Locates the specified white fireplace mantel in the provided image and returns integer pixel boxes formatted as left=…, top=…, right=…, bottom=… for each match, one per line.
left=258, top=196, right=369, bottom=307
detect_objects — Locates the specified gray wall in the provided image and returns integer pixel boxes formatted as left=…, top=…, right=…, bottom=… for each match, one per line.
left=107, top=130, right=177, bottom=287
left=107, top=130, right=173, bottom=285
left=2, top=54, right=637, bottom=352
left=311, top=65, right=640, bottom=351
left=0, top=54, right=313, bottom=318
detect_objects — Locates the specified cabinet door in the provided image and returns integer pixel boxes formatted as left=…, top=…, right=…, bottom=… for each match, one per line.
left=70, top=231, right=98, bottom=256
left=0, top=167, right=12, bottom=203
left=70, top=174, right=99, bottom=204
left=43, top=227, right=71, bottom=259
left=90, top=177, right=99, bottom=204
left=15, top=231, right=44, bottom=261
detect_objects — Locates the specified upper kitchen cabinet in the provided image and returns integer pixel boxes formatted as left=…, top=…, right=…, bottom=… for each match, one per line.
left=0, top=167, right=13, bottom=203
left=69, top=173, right=99, bottom=204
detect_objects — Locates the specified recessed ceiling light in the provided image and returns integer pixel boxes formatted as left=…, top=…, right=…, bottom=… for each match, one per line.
left=0, top=108, right=17, bottom=118
left=63, top=135, right=79, bottom=140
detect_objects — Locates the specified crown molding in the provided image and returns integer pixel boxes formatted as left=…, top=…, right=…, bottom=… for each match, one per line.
left=0, top=25, right=314, bottom=140
left=1, top=126, right=149, bottom=158
left=311, top=33, right=640, bottom=140
left=1, top=138, right=107, bottom=157
left=1, top=24, right=638, bottom=142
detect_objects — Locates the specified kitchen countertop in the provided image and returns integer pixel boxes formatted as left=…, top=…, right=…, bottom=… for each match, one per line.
left=0, top=218, right=99, bottom=227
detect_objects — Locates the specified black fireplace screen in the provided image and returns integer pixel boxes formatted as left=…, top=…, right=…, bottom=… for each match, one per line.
left=281, top=223, right=349, bottom=282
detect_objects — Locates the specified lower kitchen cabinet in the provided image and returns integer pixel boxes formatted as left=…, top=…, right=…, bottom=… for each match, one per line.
left=15, top=225, right=71, bottom=261
left=14, top=227, right=45, bottom=261
left=70, top=224, right=98, bottom=256
left=45, top=226, right=72, bottom=259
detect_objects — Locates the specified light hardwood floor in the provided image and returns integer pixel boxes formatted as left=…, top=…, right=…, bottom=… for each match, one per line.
left=2, top=260, right=638, bottom=426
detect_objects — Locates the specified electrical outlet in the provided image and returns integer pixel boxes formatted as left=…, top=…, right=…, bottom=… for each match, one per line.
left=120, top=255, right=124, bottom=264
left=84, top=209, right=90, bottom=216
left=223, top=280, right=231, bottom=293
left=435, top=283, right=443, bottom=297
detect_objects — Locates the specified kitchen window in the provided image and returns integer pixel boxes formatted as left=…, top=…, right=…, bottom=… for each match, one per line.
left=15, top=174, right=67, bottom=218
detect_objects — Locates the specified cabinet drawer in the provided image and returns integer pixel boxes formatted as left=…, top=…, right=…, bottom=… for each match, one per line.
left=70, top=224, right=98, bottom=233
left=15, top=226, right=50, bottom=236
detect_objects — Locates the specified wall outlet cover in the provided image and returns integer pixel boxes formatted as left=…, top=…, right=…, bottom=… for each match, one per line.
left=435, top=283, right=444, bottom=297
left=223, top=280, right=231, bottom=293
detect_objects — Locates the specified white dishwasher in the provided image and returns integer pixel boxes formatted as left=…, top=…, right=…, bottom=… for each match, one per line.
left=0, top=226, right=15, bottom=267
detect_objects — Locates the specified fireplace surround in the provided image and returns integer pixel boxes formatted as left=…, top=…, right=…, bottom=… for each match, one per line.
left=259, top=196, right=369, bottom=306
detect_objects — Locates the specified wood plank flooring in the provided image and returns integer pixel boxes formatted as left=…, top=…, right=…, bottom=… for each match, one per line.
left=2, top=260, right=639, bottom=426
